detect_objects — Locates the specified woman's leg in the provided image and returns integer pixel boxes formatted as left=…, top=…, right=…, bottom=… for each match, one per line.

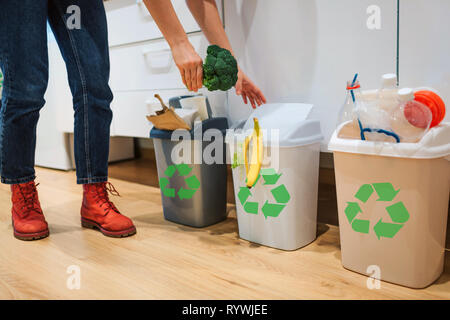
left=47, top=0, right=113, bottom=184
left=0, top=1, right=50, bottom=240
left=0, top=1, right=49, bottom=184
left=47, top=0, right=135, bottom=238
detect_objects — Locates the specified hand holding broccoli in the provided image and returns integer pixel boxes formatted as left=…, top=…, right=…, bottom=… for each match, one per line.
left=171, top=40, right=204, bottom=92
left=202, top=45, right=266, bottom=108
left=202, top=45, right=238, bottom=91
left=172, top=43, right=265, bottom=108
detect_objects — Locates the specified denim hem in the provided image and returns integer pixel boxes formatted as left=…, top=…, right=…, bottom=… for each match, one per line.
left=77, top=176, right=108, bottom=185
left=1, top=174, right=36, bottom=185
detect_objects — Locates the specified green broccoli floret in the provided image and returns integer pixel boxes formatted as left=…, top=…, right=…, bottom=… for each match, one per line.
left=204, top=76, right=220, bottom=91
left=207, top=45, right=222, bottom=57
left=203, top=64, right=215, bottom=77
left=202, top=45, right=238, bottom=91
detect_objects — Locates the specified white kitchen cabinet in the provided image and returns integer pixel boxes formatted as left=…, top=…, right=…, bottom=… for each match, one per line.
left=105, top=0, right=200, bottom=46
left=55, top=1, right=225, bottom=137
left=225, top=0, right=397, bottom=150
left=104, top=0, right=223, bottom=47
left=27, top=0, right=230, bottom=170
left=109, top=33, right=210, bottom=91
left=399, top=0, right=450, bottom=123
left=36, top=39, right=73, bottom=170
left=112, top=90, right=179, bottom=138
left=48, top=41, right=74, bottom=134
left=42, top=41, right=135, bottom=169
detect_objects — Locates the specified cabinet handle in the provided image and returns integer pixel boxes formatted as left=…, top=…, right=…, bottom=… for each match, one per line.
left=142, top=47, right=171, bottom=56
left=142, top=47, right=172, bottom=70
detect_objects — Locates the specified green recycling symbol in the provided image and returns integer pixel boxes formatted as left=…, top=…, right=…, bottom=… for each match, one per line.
left=237, top=168, right=290, bottom=219
left=159, top=163, right=200, bottom=200
left=345, top=182, right=410, bottom=239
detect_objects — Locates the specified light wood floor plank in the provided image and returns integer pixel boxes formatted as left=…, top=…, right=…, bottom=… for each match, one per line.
left=0, top=167, right=448, bottom=299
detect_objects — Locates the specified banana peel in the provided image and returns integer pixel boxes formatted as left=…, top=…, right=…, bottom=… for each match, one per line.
left=244, top=118, right=263, bottom=188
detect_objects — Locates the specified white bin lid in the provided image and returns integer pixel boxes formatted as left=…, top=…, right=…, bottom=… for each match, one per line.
left=242, top=103, right=323, bottom=147
left=328, top=122, right=450, bottom=159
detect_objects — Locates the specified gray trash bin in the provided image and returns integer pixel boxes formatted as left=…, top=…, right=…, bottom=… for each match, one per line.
left=150, top=117, right=228, bottom=227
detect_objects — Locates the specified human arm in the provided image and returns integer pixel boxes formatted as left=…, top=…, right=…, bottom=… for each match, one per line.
left=185, top=0, right=266, bottom=108
left=143, top=0, right=203, bottom=91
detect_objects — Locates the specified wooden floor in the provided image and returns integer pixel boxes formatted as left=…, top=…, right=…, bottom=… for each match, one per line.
left=0, top=167, right=449, bottom=299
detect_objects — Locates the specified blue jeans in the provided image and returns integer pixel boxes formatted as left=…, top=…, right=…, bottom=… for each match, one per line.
left=0, top=0, right=113, bottom=184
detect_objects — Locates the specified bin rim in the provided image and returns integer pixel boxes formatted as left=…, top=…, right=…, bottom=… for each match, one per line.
left=150, top=117, right=228, bottom=140
left=328, top=122, right=450, bottom=160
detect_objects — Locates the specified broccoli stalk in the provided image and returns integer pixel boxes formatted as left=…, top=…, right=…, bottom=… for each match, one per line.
left=202, top=45, right=238, bottom=91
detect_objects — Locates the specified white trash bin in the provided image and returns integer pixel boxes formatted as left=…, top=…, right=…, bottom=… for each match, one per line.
left=227, top=103, right=323, bottom=250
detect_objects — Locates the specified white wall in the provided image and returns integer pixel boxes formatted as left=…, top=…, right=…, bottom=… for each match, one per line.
left=225, top=0, right=398, bottom=150
left=399, top=0, right=450, bottom=123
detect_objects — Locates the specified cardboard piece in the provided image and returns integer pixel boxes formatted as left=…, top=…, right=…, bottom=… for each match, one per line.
left=146, top=94, right=191, bottom=131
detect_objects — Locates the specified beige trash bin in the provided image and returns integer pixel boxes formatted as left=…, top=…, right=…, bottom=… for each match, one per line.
left=329, top=122, right=450, bottom=288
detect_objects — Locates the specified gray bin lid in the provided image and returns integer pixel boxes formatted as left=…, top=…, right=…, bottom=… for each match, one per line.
left=150, top=117, right=228, bottom=140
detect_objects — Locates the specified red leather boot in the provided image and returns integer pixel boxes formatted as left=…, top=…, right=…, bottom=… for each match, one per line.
left=11, top=181, right=49, bottom=241
left=81, top=182, right=136, bottom=238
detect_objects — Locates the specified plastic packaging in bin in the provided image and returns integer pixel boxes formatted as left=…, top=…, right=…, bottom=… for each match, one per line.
left=337, top=73, right=446, bottom=144
left=329, top=122, right=450, bottom=288
left=227, top=103, right=323, bottom=250
left=151, top=117, right=229, bottom=228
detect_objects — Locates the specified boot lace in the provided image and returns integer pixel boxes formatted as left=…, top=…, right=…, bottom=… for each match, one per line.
left=91, top=182, right=121, bottom=216
left=16, top=182, right=43, bottom=217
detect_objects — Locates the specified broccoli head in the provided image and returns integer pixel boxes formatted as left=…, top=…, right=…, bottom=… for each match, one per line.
left=203, top=45, right=238, bottom=91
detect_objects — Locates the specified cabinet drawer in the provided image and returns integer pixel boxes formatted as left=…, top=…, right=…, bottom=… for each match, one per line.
left=112, top=89, right=227, bottom=138
left=105, top=0, right=201, bottom=46
left=110, top=33, right=209, bottom=91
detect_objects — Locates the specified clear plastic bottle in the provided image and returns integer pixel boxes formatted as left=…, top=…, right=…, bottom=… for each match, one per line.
left=337, top=79, right=393, bottom=141
left=390, top=88, right=432, bottom=142
left=357, top=78, right=396, bottom=142
left=337, top=78, right=399, bottom=142
left=337, top=81, right=360, bottom=125
left=377, top=73, right=398, bottom=112
left=337, top=80, right=364, bottom=139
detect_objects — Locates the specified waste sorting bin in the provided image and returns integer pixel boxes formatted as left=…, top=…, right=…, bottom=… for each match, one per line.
left=151, top=117, right=229, bottom=227
left=227, top=103, right=323, bottom=250
left=329, top=122, right=450, bottom=288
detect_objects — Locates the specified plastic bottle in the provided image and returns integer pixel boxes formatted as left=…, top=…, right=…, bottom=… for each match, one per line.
left=390, top=88, right=432, bottom=142
left=337, top=81, right=360, bottom=125
left=337, top=79, right=394, bottom=141
left=337, top=80, right=364, bottom=139
left=357, top=78, right=396, bottom=142
left=337, top=77, right=399, bottom=142
left=377, top=73, right=398, bottom=112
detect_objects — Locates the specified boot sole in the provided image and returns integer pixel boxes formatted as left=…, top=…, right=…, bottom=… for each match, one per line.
left=81, top=217, right=136, bottom=238
left=13, top=228, right=49, bottom=241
